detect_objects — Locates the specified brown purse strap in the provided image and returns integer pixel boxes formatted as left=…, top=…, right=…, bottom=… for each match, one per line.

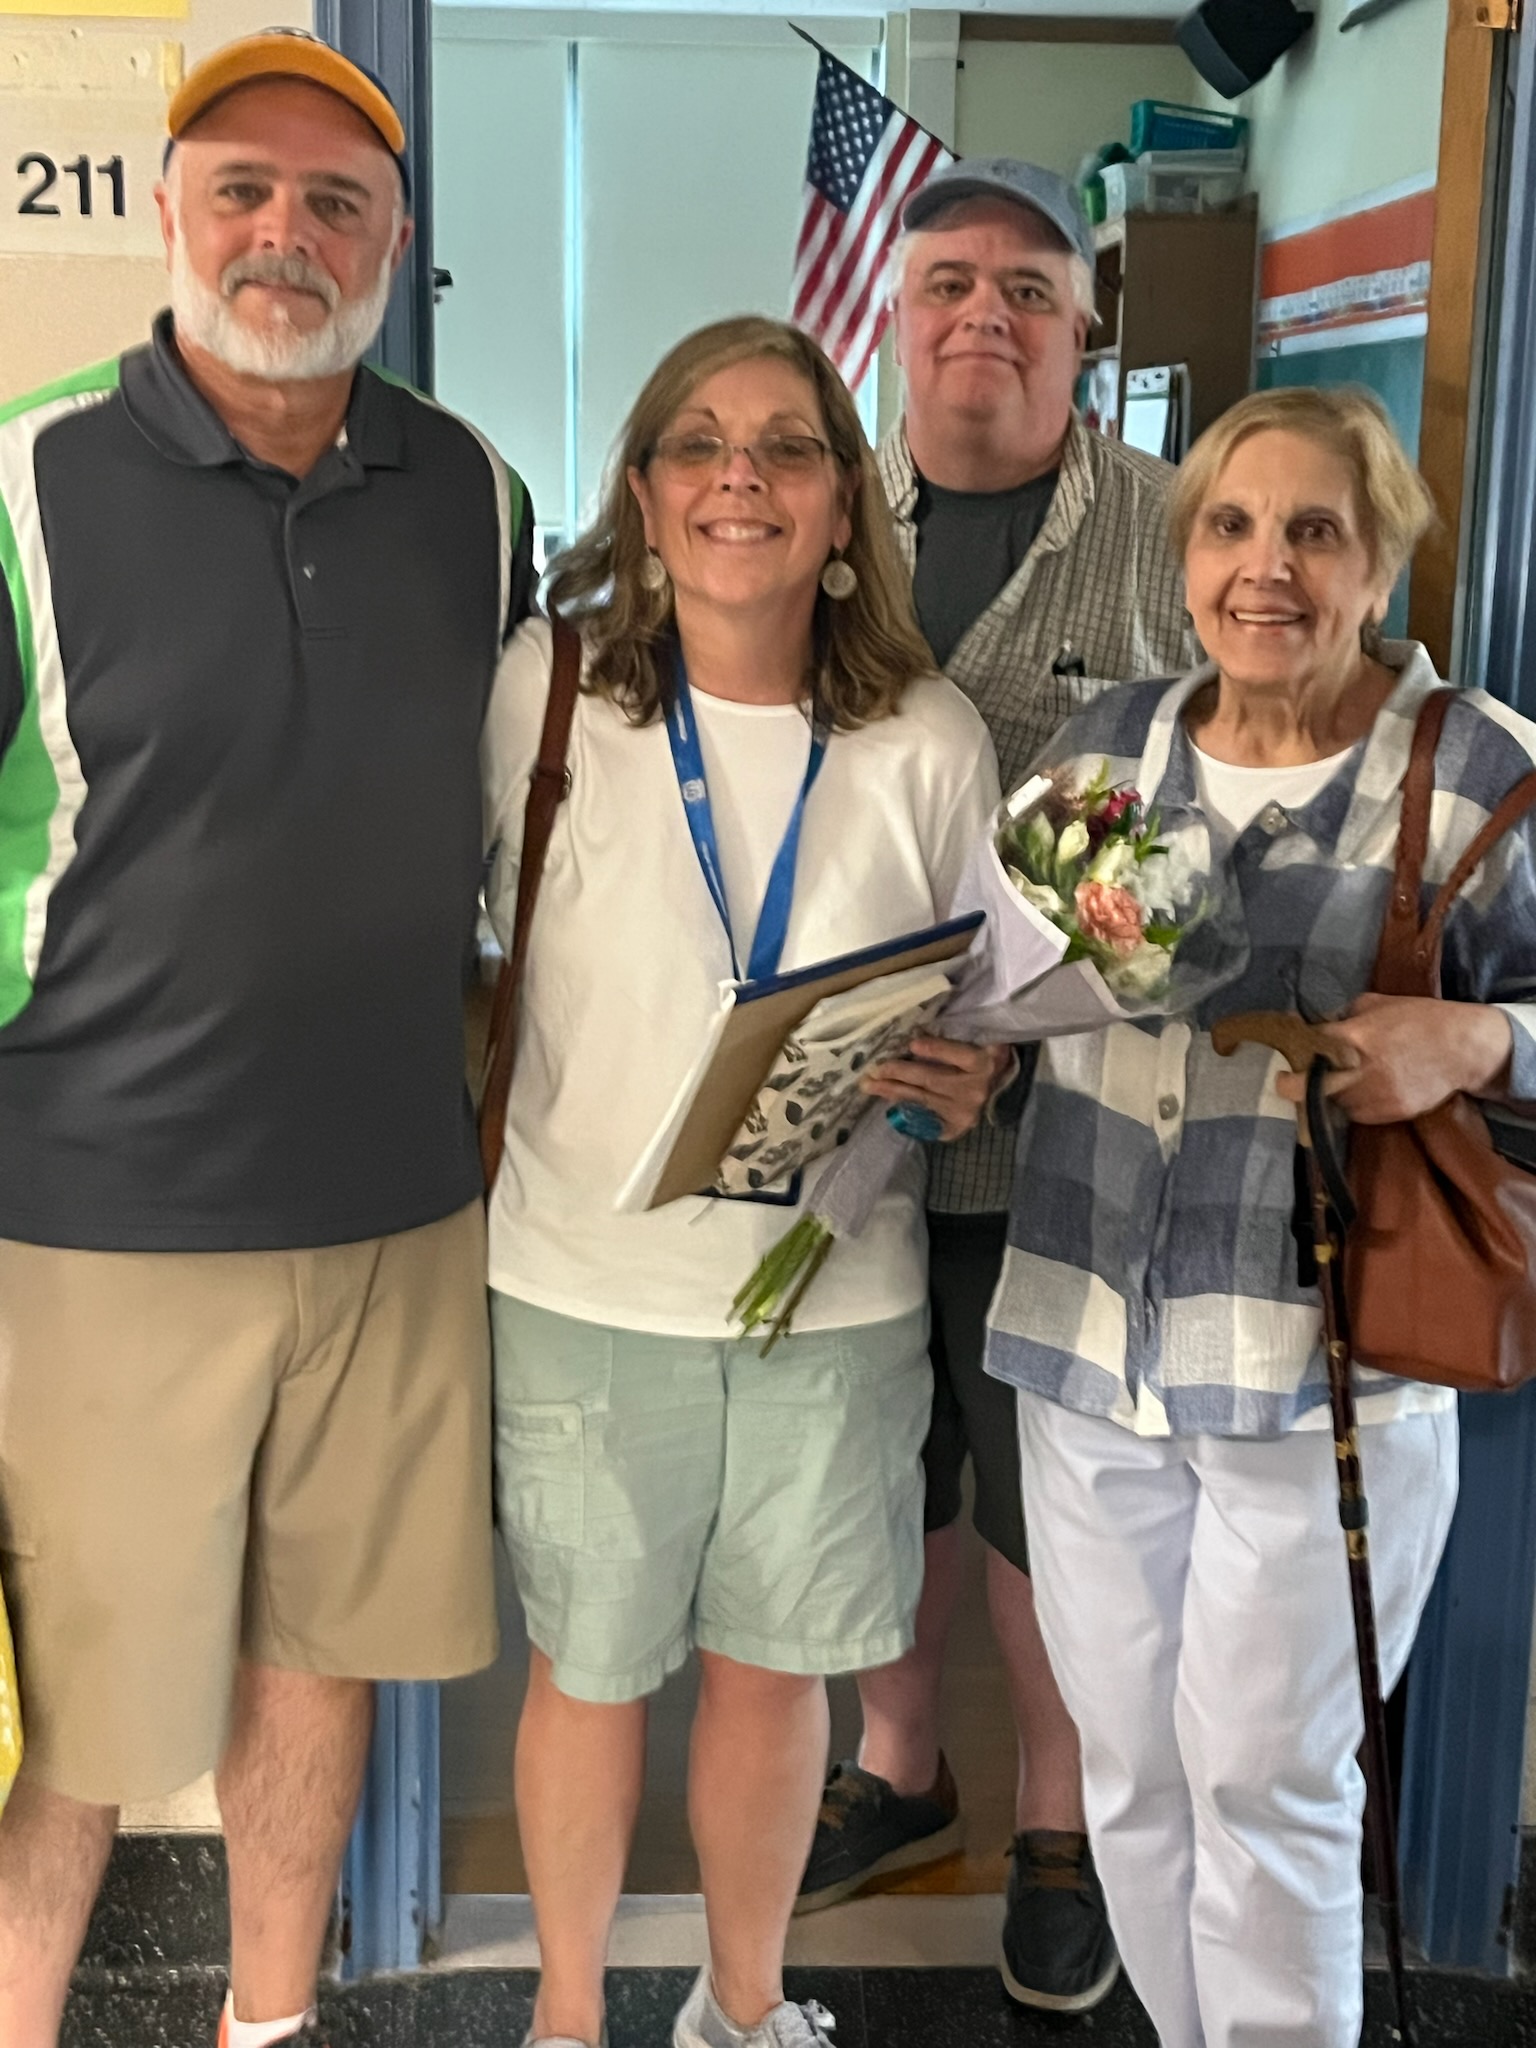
left=478, top=615, right=581, bottom=1194
left=1372, top=689, right=1453, bottom=994
left=1375, top=687, right=1536, bottom=994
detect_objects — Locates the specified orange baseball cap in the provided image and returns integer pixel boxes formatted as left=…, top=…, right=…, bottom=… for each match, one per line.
left=167, top=28, right=407, bottom=161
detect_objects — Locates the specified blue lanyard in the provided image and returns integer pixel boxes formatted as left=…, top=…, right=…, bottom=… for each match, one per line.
left=666, top=649, right=828, bottom=984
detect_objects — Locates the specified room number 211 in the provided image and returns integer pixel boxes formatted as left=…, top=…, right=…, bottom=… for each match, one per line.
left=16, top=155, right=127, bottom=218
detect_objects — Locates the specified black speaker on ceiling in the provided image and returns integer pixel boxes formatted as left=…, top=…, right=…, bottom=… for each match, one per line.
left=1176, top=0, right=1315, bottom=99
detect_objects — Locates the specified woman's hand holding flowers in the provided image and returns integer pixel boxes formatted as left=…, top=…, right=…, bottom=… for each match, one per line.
left=860, top=1038, right=1015, bottom=1141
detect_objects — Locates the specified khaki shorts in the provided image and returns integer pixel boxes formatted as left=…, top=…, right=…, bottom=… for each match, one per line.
left=0, top=1202, right=496, bottom=1806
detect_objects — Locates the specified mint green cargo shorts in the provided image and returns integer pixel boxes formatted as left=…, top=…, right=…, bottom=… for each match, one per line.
left=491, top=1294, right=932, bottom=1703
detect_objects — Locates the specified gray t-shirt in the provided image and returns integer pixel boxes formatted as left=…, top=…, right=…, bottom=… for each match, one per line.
left=911, top=467, right=1060, bottom=668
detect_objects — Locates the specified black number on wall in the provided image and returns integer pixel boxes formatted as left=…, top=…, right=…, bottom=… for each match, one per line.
left=17, top=154, right=59, bottom=217
left=15, top=154, right=127, bottom=219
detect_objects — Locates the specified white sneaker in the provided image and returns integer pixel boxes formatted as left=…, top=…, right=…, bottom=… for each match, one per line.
left=520, top=2028, right=608, bottom=2047
left=672, top=1967, right=835, bottom=2047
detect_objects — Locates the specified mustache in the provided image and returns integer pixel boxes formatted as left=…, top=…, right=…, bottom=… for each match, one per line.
left=219, top=251, right=340, bottom=310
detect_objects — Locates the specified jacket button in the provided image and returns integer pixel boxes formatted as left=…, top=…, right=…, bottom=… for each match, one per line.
left=1158, top=1093, right=1180, bottom=1121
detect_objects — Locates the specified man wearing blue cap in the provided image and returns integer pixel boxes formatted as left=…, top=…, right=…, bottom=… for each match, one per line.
left=0, top=32, right=533, bottom=2048
left=798, top=157, right=1193, bottom=2015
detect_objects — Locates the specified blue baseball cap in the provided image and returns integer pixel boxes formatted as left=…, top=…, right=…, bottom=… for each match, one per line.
left=902, top=157, right=1094, bottom=270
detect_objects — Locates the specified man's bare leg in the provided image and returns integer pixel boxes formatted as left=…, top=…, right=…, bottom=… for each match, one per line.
left=986, top=1546, right=1084, bottom=1832
left=218, top=1663, right=373, bottom=2026
left=851, top=1529, right=1084, bottom=1834
left=854, top=1521, right=964, bottom=1794
left=0, top=1771, right=118, bottom=2048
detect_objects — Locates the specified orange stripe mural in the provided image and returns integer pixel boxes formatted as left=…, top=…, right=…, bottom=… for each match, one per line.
left=1259, top=187, right=1436, bottom=344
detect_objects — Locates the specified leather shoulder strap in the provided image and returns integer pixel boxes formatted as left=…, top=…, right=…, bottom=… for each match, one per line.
left=478, top=616, right=581, bottom=1194
left=1372, top=689, right=1453, bottom=995
left=1374, top=686, right=1536, bottom=995
left=1418, top=767, right=1536, bottom=961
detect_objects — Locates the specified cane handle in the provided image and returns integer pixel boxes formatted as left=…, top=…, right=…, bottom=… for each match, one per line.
left=1210, top=1010, right=1344, bottom=1076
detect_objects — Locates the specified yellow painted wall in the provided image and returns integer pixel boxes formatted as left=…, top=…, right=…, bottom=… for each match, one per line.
left=0, top=0, right=310, bottom=405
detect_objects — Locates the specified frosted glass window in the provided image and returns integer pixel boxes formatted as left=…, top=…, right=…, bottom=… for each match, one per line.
left=433, top=16, right=878, bottom=543
left=433, top=31, right=569, bottom=534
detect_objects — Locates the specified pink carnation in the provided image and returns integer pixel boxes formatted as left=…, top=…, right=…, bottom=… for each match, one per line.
left=1075, top=880, right=1144, bottom=957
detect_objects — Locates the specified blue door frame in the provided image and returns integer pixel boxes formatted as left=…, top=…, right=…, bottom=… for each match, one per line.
left=1397, top=10, right=1536, bottom=1975
left=310, top=0, right=443, bottom=1979
left=321, top=0, right=1536, bottom=1979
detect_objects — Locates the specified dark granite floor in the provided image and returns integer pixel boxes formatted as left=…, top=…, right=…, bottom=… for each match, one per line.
left=62, top=1963, right=1536, bottom=2048
left=65, top=1840, right=1536, bottom=2046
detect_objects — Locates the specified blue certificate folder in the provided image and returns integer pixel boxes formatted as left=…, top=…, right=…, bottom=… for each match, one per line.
left=616, top=912, right=985, bottom=1214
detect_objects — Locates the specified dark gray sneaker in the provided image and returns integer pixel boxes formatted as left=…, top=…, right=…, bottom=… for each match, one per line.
left=794, top=1755, right=964, bottom=1914
left=1000, top=1830, right=1119, bottom=2014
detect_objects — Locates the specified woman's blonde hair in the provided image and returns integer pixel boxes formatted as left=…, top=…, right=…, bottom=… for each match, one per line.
left=545, top=315, right=934, bottom=730
left=1168, top=385, right=1436, bottom=585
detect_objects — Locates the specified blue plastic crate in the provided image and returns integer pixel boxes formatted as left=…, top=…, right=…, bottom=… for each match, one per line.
left=1129, top=100, right=1249, bottom=157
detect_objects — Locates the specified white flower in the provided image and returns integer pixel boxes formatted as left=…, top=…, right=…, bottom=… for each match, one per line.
left=1104, top=939, right=1173, bottom=1003
left=1136, top=835, right=1200, bottom=920
left=1057, top=818, right=1090, bottom=864
left=1007, top=867, right=1065, bottom=918
left=1086, top=839, right=1137, bottom=887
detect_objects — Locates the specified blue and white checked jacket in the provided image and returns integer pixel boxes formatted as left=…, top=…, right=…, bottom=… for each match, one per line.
left=985, top=643, right=1536, bottom=1438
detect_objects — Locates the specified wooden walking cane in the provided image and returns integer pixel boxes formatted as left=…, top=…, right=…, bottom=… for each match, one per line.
left=1213, top=1011, right=1415, bottom=2048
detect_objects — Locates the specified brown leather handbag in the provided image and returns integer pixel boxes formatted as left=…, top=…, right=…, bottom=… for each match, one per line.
left=477, top=615, right=582, bottom=1195
left=1329, top=689, right=1536, bottom=1391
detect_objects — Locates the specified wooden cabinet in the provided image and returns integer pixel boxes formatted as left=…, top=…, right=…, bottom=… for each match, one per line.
left=1090, top=201, right=1260, bottom=445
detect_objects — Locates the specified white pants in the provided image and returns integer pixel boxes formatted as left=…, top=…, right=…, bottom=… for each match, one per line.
left=1017, top=1393, right=1459, bottom=2048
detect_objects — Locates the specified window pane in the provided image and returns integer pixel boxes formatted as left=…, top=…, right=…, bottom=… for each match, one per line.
left=433, top=26, right=570, bottom=535
left=575, top=34, right=877, bottom=524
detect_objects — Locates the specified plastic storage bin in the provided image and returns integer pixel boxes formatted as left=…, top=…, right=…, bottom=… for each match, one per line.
left=1103, top=149, right=1245, bottom=220
left=1129, top=100, right=1249, bottom=157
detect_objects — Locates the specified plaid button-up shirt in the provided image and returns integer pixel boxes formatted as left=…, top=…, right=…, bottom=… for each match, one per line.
left=879, top=419, right=1195, bottom=1213
left=985, top=644, right=1536, bottom=1439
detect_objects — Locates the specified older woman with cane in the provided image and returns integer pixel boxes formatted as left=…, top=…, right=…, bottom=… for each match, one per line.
left=481, top=316, right=1007, bottom=2048
left=983, top=385, right=1536, bottom=2047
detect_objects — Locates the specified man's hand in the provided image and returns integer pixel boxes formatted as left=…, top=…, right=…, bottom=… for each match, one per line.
left=1273, top=994, right=1513, bottom=1124
left=860, top=1038, right=1014, bottom=1141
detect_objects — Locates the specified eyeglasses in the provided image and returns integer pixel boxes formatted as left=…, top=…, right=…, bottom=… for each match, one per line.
left=650, top=433, right=833, bottom=481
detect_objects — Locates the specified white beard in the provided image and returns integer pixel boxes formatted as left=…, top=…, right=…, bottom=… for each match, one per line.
left=169, top=231, right=395, bottom=382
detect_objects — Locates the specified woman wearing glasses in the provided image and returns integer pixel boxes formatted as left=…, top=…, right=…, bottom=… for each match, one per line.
left=482, top=316, right=1004, bottom=2048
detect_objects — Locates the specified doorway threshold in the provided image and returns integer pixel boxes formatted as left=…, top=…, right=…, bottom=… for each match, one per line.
left=433, top=1891, right=1004, bottom=1970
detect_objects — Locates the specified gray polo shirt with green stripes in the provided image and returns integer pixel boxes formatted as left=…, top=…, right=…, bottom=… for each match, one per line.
left=0, top=312, right=534, bottom=1251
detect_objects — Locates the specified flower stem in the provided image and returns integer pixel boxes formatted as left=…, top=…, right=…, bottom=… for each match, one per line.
left=733, top=1214, right=836, bottom=1355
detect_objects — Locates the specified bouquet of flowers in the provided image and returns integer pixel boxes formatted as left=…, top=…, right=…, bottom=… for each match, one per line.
left=732, top=761, right=1243, bottom=1350
left=996, top=765, right=1195, bottom=1007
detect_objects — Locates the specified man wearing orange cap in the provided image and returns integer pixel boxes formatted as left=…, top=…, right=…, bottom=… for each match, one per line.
left=0, top=31, right=534, bottom=2048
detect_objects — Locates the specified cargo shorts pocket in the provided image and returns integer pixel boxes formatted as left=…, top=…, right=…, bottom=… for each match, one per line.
left=495, top=1401, right=586, bottom=1550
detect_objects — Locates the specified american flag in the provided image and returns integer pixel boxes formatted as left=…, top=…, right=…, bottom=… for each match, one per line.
left=791, top=46, right=953, bottom=392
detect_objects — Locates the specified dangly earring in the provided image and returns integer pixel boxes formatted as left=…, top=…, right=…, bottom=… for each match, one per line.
left=821, top=552, right=858, bottom=600
left=640, top=548, right=670, bottom=595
